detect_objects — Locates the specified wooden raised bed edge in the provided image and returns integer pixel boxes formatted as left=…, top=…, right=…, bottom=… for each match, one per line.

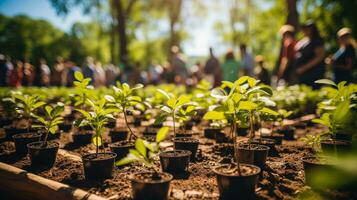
left=0, top=162, right=107, bottom=200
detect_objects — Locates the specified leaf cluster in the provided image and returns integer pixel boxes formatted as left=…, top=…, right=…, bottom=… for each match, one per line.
left=32, top=103, right=64, bottom=135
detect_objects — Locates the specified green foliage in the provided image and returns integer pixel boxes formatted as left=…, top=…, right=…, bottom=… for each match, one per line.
left=116, top=127, right=169, bottom=168
left=72, top=71, right=95, bottom=107
left=32, top=103, right=64, bottom=143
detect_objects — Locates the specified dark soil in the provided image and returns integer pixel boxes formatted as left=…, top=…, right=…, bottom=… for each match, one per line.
left=131, top=172, right=172, bottom=183
left=27, top=141, right=59, bottom=149
left=160, top=150, right=191, bottom=157
left=0, top=121, right=356, bottom=199
left=214, top=164, right=260, bottom=176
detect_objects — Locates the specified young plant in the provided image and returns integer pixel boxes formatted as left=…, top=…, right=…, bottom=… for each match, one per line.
left=75, top=98, right=117, bottom=156
left=154, top=90, right=195, bottom=137
left=105, top=82, right=144, bottom=141
left=116, top=127, right=169, bottom=173
left=8, top=92, right=46, bottom=131
left=32, top=103, right=64, bottom=146
left=72, top=71, right=95, bottom=109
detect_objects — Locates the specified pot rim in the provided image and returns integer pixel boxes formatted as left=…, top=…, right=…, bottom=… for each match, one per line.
left=237, top=143, right=270, bottom=151
left=212, top=163, right=261, bottom=177
left=173, top=137, right=199, bottom=143
left=130, top=171, right=173, bottom=184
left=301, top=156, right=336, bottom=165
left=159, top=150, right=192, bottom=158
left=82, top=152, right=117, bottom=161
left=12, top=132, right=42, bottom=139
left=27, top=141, right=59, bottom=149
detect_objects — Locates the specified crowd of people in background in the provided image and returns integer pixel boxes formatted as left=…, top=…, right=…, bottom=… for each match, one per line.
left=0, top=21, right=356, bottom=89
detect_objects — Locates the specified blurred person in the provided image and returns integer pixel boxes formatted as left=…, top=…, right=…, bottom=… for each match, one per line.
left=82, top=57, right=95, bottom=85
left=104, top=64, right=120, bottom=86
left=221, top=49, right=242, bottom=82
left=294, top=20, right=325, bottom=89
left=331, top=28, right=356, bottom=83
left=277, top=25, right=297, bottom=84
left=240, top=44, right=255, bottom=77
left=161, top=62, right=175, bottom=83
left=51, top=57, right=66, bottom=86
left=147, top=62, right=163, bottom=85
left=65, top=60, right=81, bottom=87
left=40, top=58, right=51, bottom=86
left=0, top=54, right=7, bottom=86
left=22, top=60, right=35, bottom=86
left=171, top=46, right=189, bottom=84
left=254, top=55, right=270, bottom=85
left=188, top=62, right=203, bottom=87
left=128, top=62, right=142, bottom=85
left=204, top=47, right=222, bottom=87
left=93, top=61, right=106, bottom=87
left=9, top=61, right=24, bottom=87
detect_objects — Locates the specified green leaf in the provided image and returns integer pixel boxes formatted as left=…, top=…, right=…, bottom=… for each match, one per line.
left=211, top=88, right=227, bottom=99
left=221, top=81, right=234, bottom=88
left=156, top=127, right=169, bottom=143
left=176, top=95, right=190, bottom=107
left=132, top=84, right=144, bottom=90
left=92, top=136, right=102, bottom=147
left=203, top=111, right=226, bottom=120
left=105, top=95, right=115, bottom=102
left=115, top=154, right=138, bottom=166
left=51, top=105, right=64, bottom=117
left=74, top=71, right=84, bottom=81
left=236, top=76, right=249, bottom=85
left=167, top=97, right=177, bottom=108
left=238, top=101, right=258, bottom=111
left=260, top=107, right=279, bottom=116
left=247, top=77, right=257, bottom=87
left=135, top=139, right=147, bottom=157
left=45, top=105, right=53, bottom=116
left=315, top=79, right=337, bottom=87
left=312, top=118, right=330, bottom=127
left=157, top=89, right=170, bottom=99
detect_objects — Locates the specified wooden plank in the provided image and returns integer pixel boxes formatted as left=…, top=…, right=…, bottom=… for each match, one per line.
left=0, top=162, right=107, bottom=200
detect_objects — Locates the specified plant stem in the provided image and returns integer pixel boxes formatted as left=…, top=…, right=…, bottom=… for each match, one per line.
left=232, top=116, right=242, bottom=176
left=172, top=110, right=176, bottom=137
left=249, top=112, right=254, bottom=148
left=124, top=107, right=136, bottom=141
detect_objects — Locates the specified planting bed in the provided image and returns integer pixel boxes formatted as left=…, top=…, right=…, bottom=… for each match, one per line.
left=1, top=118, right=355, bottom=200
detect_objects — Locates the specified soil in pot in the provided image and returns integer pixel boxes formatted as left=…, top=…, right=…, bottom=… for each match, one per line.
left=82, top=152, right=117, bottom=180
left=159, top=150, right=191, bottom=178
left=204, top=127, right=221, bottom=139
left=236, top=144, right=269, bottom=170
left=320, top=139, right=352, bottom=155
left=130, top=171, right=173, bottom=200
left=12, top=132, right=42, bottom=156
left=72, top=131, right=93, bottom=145
left=175, top=130, right=193, bottom=138
left=4, top=127, right=37, bottom=141
left=213, top=164, right=260, bottom=200
left=276, top=126, right=296, bottom=140
left=173, top=137, right=199, bottom=161
left=109, top=141, right=134, bottom=160
left=109, top=129, right=128, bottom=142
left=251, top=138, right=278, bottom=157
left=27, top=141, right=59, bottom=169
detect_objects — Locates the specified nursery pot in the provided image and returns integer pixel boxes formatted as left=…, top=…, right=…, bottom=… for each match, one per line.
left=204, top=127, right=221, bottom=139
left=184, top=121, right=194, bottom=130
left=0, top=118, right=12, bottom=127
left=109, top=129, right=128, bottom=142
left=216, top=132, right=231, bottom=143
left=4, top=127, right=36, bottom=141
left=72, top=131, right=93, bottom=145
left=82, top=152, right=117, bottom=180
left=27, top=141, right=59, bottom=168
left=335, top=133, right=352, bottom=142
left=236, top=144, right=269, bottom=170
left=109, top=141, right=134, bottom=160
left=173, top=137, right=199, bottom=161
left=58, top=122, right=72, bottom=132
left=302, top=156, right=336, bottom=189
left=320, top=139, right=352, bottom=155
left=132, top=117, right=142, bottom=127
left=159, top=150, right=191, bottom=176
left=213, top=164, right=261, bottom=200
left=251, top=138, right=277, bottom=156
left=236, top=127, right=249, bottom=137
left=105, top=119, right=117, bottom=128
left=143, top=127, right=158, bottom=136
left=277, top=126, right=295, bottom=140
left=175, top=130, right=193, bottom=138
left=261, top=133, right=283, bottom=145
left=130, top=171, right=173, bottom=200
left=12, top=132, right=42, bottom=156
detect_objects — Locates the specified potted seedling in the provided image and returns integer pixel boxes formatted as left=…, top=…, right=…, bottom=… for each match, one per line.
left=155, top=89, right=199, bottom=161
left=75, top=98, right=117, bottom=180
left=27, top=103, right=63, bottom=168
left=105, top=82, right=143, bottom=160
left=6, top=92, right=45, bottom=156
left=204, top=120, right=225, bottom=139
left=116, top=127, right=173, bottom=200
left=275, top=109, right=295, bottom=140
left=71, top=71, right=95, bottom=144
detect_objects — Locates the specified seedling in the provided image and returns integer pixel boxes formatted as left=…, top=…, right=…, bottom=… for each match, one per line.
left=32, top=103, right=64, bottom=146
left=105, top=82, right=144, bottom=141
left=116, top=127, right=170, bottom=172
left=72, top=71, right=95, bottom=109
left=154, top=90, right=195, bottom=137
left=75, top=98, right=117, bottom=156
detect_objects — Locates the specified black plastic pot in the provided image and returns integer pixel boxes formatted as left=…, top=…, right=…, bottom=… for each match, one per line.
left=4, top=127, right=36, bottom=141
left=159, top=150, right=191, bottom=176
left=143, top=127, right=158, bottom=136
left=0, top=118, right=12, bottom=127
left=109, top=141, right=134, bottom=160
left=213, top=164, right=261, bottom=200
left=236, top=127, right=249, bottom=137
left=106, top=119, right=117, bottom=128
left=132, top=117, right=142, bottom=127
left=215, top=132, right=231, bottom=143
left=302, top=156, right=335, bottom=189
left=184, top=121, right=194, bottom=130
left=175, top=130, right=193, bottom=138
left=59, top=122, right=72, bottom=132
left=335, top=133, right=352, bottom=142
left=276, top=126, right=295, bottom=140
left=261, top=134, right=283, bottom=145
left=204, top=128, right=221, bottom=139
left=109, top=129, right=128, bottom=142
left=12, top=132, right=42, bottom=156
left=72, top=131, right=93, bottom=144
left=130, top=172, right=173, bottom=200
left=320, top=140, right=352, bottom=155
left=173, top=137, right=199, bottom=161
left=27, top=141, right=59, bottom=168
left=251, top=138, right=277, bottom=156
left=82, top=152, right=117, bottom=180
left=236, top=144, right=269, bottom=170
